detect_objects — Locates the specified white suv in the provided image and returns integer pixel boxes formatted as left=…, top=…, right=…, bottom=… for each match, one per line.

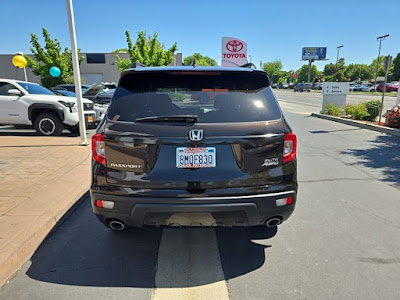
left=0, top=79, right=95, bottom=136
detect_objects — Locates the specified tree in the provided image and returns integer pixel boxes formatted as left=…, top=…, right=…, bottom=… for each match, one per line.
left=262, top=60, right=283, bottom=82
left=390, top=52, right=400, bottom=81
left=296, top=64, right=318, bottom=83
left=277, top=77, right=285, bottom=85
left=345, top=64, right=371, bottom=81
left=115, top=30, right=178, bottom=71
left=323, top=58, right=346, bottom=81
left=25, top=28, right=82, bottom=88
left=368, top=56, right=386, bottom=80
left=278, top=70, right=292, bottom=82
left=323, top=63, right=336, bottom=77
left=183, top=53, right=217, bottom=66
left=112, top=48, right=128, bottom=53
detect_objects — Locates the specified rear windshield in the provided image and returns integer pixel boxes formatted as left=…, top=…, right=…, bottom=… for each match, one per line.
left=107, top=71, right=281, bottom=123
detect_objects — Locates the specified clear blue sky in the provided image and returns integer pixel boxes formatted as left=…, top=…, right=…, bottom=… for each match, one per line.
left=1, top=0, right=399, bottom=71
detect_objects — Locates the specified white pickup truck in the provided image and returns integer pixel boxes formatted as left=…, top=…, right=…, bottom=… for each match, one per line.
left=0, top=79, right=95, bottom=136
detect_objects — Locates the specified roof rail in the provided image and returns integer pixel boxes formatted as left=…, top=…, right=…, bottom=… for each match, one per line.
left=130, top=62, right=147, bottom=68
left=240, top=63, right=257, bottom=69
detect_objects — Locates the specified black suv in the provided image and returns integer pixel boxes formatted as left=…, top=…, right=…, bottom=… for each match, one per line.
left=90, top=66, right=298, bottom=230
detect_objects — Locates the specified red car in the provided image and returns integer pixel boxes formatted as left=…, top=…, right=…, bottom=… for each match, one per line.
left=390, top=84, right=398, bottom=92
left=376, top=83, right=398, bottom=92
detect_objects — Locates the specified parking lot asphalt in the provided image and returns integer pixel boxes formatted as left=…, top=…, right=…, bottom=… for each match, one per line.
left=274, top=89, right=398, bottom=114
left=1, top=94, right=400, bottom=299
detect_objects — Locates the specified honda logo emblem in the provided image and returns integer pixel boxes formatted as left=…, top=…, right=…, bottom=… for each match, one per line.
left=189, top=129, right=203, bottom=141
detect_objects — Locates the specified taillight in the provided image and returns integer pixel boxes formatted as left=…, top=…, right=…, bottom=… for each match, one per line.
left=92, top=133, right=106, bottom=165
left=95, top=200, right=114, bottom=209
left=283, top=132, right=297, bottom=163
left=276, top=197, right=294, bottom=206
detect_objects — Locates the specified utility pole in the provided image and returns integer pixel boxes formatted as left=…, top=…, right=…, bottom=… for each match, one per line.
left=378, top=55, right=392, bottom=125
left=374, top=34, right=389, bottom=90
left=66, top=0, right=88, bottom=145
left=334, top=45, right=343, bottom=81
left=307, top=59, right=313, bottom=83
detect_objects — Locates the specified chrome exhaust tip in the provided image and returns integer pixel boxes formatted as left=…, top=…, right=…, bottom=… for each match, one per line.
left=265, top=217, right=282, bottom=227
left=109, top=220, right=125, bottom=231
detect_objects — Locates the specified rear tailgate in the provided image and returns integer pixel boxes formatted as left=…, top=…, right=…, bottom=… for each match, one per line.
left=104, top=121, right=286, bottom=190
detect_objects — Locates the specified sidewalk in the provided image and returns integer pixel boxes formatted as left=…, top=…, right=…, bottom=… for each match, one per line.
left=0, top=136, right=91, bottom=287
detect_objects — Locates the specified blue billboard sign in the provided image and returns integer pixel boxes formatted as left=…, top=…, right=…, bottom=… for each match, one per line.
left=302, top=47, right=327, bottom=60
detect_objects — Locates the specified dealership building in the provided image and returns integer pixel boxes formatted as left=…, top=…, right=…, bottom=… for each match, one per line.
left=0, top=52, right=183, bottom=85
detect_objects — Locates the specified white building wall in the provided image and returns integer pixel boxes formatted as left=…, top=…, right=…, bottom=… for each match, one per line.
left=0, top=53, right=183, bottom=86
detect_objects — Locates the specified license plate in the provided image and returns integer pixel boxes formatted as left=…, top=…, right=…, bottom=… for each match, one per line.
left=176, top=147, right=216, bottom=168
left=87, top=116, right=93, bottom=122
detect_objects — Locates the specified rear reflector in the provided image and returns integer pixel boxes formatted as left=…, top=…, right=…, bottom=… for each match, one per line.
left=92, top=133, right=106, bottom=165
left=283, top=132, right=297, bottom=163
left=95, top=200, right=114, bottom=209
left=276, top=197, right=294, bottom=207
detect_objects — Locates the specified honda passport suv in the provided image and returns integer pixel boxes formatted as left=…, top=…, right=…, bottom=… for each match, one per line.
left=90, top=66, right=298, bottom=230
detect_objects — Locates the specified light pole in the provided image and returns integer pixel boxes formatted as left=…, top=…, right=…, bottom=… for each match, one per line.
left=66, top=0, right=88, bottom=145
left=334, top=45, right=343, bottom=82
left=374, top=34, right=389, bottom=89
left=213, top=56, right=221, bottom=66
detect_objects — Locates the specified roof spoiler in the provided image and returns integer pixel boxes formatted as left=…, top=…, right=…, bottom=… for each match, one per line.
left=240, top=63, right=257, bottom=69
left=130, top=62, right=147, bottom=68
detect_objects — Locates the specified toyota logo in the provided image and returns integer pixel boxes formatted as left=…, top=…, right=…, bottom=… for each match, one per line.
left=226, top=40, right=244, bottom=52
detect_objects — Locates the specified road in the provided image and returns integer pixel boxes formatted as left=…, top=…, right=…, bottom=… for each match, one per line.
left=1, top=93, right=400, bottom=299
left=274, top=89, right=398, bottom=114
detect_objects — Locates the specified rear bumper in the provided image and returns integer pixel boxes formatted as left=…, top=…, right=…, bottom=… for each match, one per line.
left=90, top=190, right=297, bottom=227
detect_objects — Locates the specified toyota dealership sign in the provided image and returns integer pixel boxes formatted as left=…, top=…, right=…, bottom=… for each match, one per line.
left=221, top=37, right=247, bottom=67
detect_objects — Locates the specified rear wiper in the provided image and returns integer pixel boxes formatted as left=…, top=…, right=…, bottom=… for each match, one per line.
left=135, top=115, right=198, bottom=123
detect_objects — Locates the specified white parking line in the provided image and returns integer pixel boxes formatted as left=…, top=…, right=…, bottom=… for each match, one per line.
left=152, top=228, right=230, bottom=300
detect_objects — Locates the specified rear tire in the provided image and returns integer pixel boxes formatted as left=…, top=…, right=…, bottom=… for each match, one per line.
left=67, top=125, right=80, bottom=134
left=34, top=113, right=63, bottom=136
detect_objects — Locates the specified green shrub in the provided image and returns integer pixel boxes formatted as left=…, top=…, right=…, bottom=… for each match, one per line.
left=344, top=104, right=354, bottom=116
left=323, top=103, right=341, bottom=116
left=364, top=100, right=381, bottom=121
left=345, top=101, right=381, bottom=121
left=344, top=103, right=369, bottom=120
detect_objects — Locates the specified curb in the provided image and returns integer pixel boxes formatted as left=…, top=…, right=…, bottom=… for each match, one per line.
left=311, top=113, right=400, bottom=137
